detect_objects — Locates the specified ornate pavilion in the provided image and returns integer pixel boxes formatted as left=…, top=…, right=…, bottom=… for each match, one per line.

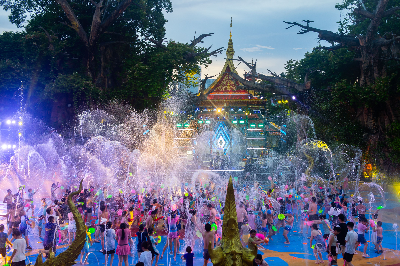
left=175, top=32, right=282, bottom=170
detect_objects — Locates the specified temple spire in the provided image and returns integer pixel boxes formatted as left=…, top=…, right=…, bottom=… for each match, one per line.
left=226, top=17, right=235, bottom=59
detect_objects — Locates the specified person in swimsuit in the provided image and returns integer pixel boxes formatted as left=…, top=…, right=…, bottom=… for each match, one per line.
left=161, top=211, right=180, bottom=261
left=283, top=212, right=294, bottom=244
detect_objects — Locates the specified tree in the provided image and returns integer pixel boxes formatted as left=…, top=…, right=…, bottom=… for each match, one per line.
left=283, top=0, right=400, bottom=172
left=285, top=0, right=400, bottom=86
left=0, top=0, right=222, bottom=127
left=0, top=0, right=172, bottom=83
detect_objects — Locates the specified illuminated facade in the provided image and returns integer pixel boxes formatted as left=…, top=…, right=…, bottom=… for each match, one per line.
left=175, top=33, right=282, bottom=169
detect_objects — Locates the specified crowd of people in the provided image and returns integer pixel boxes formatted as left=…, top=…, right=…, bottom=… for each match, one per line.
left=0, top=179, right=386, bottom=266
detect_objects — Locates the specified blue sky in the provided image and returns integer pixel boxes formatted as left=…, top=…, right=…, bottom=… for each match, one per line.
left=164, top=0, right=343, bottom=78
left=0, top=0, right=343, bottom=78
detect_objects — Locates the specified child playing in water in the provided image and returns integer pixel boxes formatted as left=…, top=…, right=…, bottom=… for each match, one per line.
left=139, top=241, right=152, bottom=266
left=104, top=221, right=116, bottom=266
left=248, top=229, right=263, bottom=252
left=148, top=227, right=160, bottom=266
left=283, top=211, right=294, bottom=244
left=80, top=226, right=92, bottom=265
left=241, top=223, right=251, bottom=247
left=327, top=226, right=341, bottom=265
left=136, top=224, right=148, bottom=259
left=261, top=213, right=269, bottom=238
left=19, top=209, right=32, bottom=250
left=292, top=200, right=298, bottom=222
left=0, top=224, right=12, bottom=265
left=266, top=209, right=275, bottom=241
left=181, top=246, right=194, bottom=266
left=68, top=212, right=76, bottom=244
left=373, top=221, right=383, bottom=253
left=310, top=224, right=324, bottom=264
left=356, top=217, right=369, bottom=257
left=300, top=201, right=309, bottom=234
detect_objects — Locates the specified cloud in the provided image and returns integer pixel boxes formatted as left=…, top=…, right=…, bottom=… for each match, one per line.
left=241, top=45, right=275, bottom=52
left=201, top=56, right=290, bottom=79
left=293, top=48, right=303, bottom=50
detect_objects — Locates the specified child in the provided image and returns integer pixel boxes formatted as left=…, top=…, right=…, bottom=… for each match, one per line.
left=356, top=217, right=369, bottom=257
left=38, top=215, right=45, bottom=238
left=313, top=214, right=331, bottom=240
left=292, top=200, right=298, bottom=221
left=283, top=212, right=294, bottom=245
left=136, top=224, right=148, bottom=258
left=139, top=241, right=152, bottom=266
left=266, top=209, right=275, bottom=241
left=43, top=216, right=57, bottom=258
left=181, top=246, right=194, bottom=266
left=241, top=223, right=251, bottom=247
left=276, top=199, right=286, bottom=233
left=80, top=226, right=92, bottom=265
left=0, top=224, right=12, bottom=265
left=344, top=222, right=358, bottom=266
left=68, top=212, right=76, bottom=244
left=261, top=213, right=269, bottom=238
left=148, top=227, right=160, bottom=266
left=373, top=221, right=383, bottom=253
left=19, top=209, right=32, bottom=250
left=104, top=221, right=116, bottom=266
left=300, top=201, right=309, bottom=234
left=248, top=229, right=263, bottom=253
left=27, top=188, right=36, bottom=217
left=8, top=229, right=26, bottom=266
left=327, top=226, right=341, bottom=265
left=310, top=224, right=324, bottom=264
left=248, top=210, right=256, bottom=230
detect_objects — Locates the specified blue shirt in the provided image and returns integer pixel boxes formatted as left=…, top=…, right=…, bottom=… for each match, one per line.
left=184, top=253, right=194, bottom=266
left=44, top=222, right=57, bottom=246
left=0, top=232, right=8, bottom=247
left=19, top=215, right=28, bottom=232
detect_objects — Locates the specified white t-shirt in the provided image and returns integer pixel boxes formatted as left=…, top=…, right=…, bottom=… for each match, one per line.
left=105, top=229, right=116, bottom=251
left=12, top=238, right=26, bottom=262
left=139, top=250, right=152, bottom=266
left=345, top=230, right=358, bottom=254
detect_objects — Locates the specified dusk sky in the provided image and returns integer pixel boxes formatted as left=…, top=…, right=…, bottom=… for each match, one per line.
left=0, top=0, right=343, bottom=78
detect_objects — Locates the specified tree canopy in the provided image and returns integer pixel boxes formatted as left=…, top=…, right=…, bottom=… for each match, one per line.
left=284, top=0, right=400, bottom=173
left=0, top=0, right=221, bottom=127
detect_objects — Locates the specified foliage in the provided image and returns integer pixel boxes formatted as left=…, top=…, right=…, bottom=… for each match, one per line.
left=284, top=0, right=400, bottom=171
left=285, top=48, right=364, bottom=147
left=0, top=0, right=217, bottom=127
left=335, top=0, right=400, bottom=36
left=387, top=122, right=400, bottom=163
left=44, top=73, right=100, bottom=109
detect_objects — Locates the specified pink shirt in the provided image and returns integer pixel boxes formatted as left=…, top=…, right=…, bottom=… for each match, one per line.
left=357, top=223, right=367, bottom=234
left=116, top=229, right=131, bottom=245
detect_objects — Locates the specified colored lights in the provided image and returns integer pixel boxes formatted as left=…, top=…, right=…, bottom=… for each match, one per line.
left=239, top=120, right=245, bottom=124
left=232, top=121, right=238, bottom=124
left=250, top=124, right=256, bottom=128
left=198, top=120, right=203, bottom=124
left=205, top=120, right=211, bottom=124
left=184, top=123, right=189, bottom=128
left=176, top=123, right=182, bottom=128
left=258, top=124, right=264, bottom=128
